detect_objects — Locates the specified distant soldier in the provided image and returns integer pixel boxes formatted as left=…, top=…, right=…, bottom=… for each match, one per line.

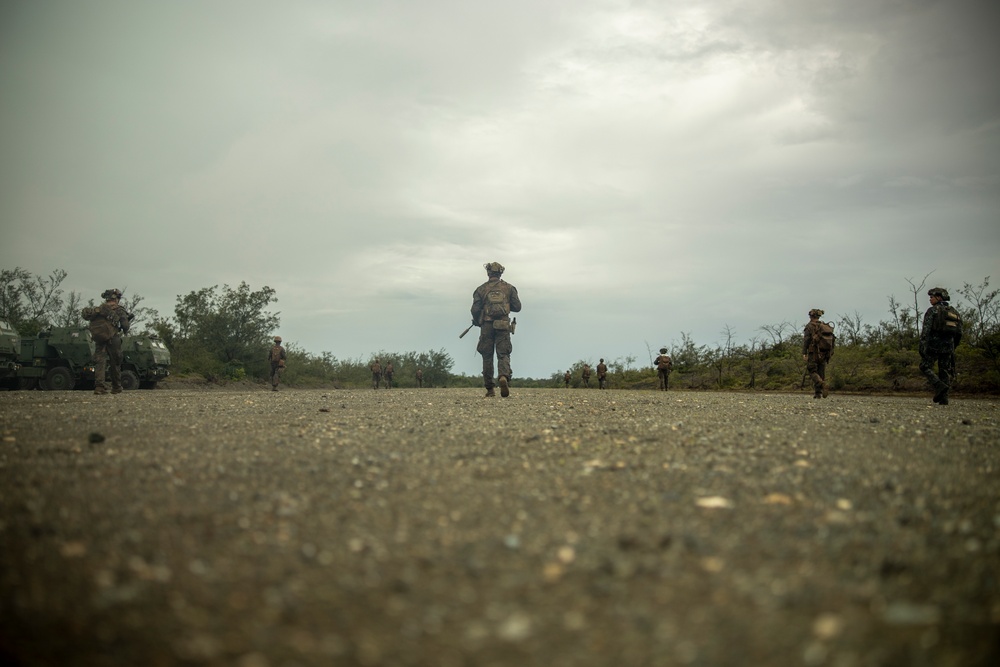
left=581, top=364, right=592, bottom=388
left=370, top=358, right=382, bottom=390
left=267, top=336, right=286, bottom=391
left=920, top=287, right=963, bottom=405
left=597, top=358, right=608, bottom=389
left=383, top=361, right=394, bottom=389
left=654, top=348, right=673, bottom=391
left=802, top=309, right=835, bottom=398
left=563, top=370, right=571, bottom=388
left=81, top=288, right=131, bottom=395
left=471, top=262, right=522, bottom=398
left=416, top=368, right=423, bottom=388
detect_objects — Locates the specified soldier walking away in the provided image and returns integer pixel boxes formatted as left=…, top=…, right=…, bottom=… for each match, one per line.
left=383, top=360, right=394, bottom=389
left=920, top=287, right=963, bottom=405
left=563, top=370, right=571, bottom=388
left=581, top=364, right=592, bottom=388
left=802, top=309, right=835, bottom=398
left=597, top=358, right=608, bottom=389
left=81, top=288, right=131, bottom=395
left=416, top=368, right=423, bottom=388
left=654, top=348, right=673, bottom=391
left=370, top=358, right=382, bottom=390
left=268, top=336, right=286, bottom=391
left=471, top=262, right=521, bottom=397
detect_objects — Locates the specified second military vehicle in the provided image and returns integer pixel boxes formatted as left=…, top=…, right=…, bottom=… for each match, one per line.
left=120, top=333, right=171, bottom=389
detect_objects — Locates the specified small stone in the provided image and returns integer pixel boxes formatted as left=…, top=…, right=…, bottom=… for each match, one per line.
left=696, top=496, right=733, bottom=509
left=88, top=432, right=105, bottom=444
left=883, top=602, right=941, bottom=625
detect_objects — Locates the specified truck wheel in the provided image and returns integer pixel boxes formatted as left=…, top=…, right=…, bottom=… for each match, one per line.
left=120, top=370, right=139, bottom=391
left=44, top=367, right=75, bottom=391
left=18, top=378, right=39, bottom=391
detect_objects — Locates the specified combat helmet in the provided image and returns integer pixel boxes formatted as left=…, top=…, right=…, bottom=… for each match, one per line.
left=808, top=308, right=824, bottom=318
left=101, top=288, right=123, bottom=301
left=659, top=347, right=667, bottom=353
left=928, top=287, right=950, bottom=301
left=273, top=336, right=282, bottom=343
left=484, top=261, right=505, bottom=276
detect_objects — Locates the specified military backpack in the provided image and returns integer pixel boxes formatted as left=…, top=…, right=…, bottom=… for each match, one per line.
left=484, top=282, right=511, bottom=320
left=931, top=304, right=963, bottom=339
left=812, top=321, right=836, bottom=359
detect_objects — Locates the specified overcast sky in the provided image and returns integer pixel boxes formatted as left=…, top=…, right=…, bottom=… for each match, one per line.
left=2, top=0, right=998, bottom=379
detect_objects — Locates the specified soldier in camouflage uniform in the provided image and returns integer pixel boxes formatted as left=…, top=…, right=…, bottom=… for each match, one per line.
left=81, top=288, right=131, bottom=395
left=383, top=360, right=394, bottom=389
left=471, top=262, right=522, bottom=398
left=654, top=348, right=673, bottom=391
left=415, top=368, right=423, bottom=388
left=920, top=287, right=963, bottom=405
left=581, top=364, right=591, bottom=388
left=563, top=370, right=571, bottom=388
left=370, top=358, right=382, bottom=390
left=597, top=358, right=608, bottom=389
left=268, top=336, right=286, bottom=391
left=802, top=309, right=834, bottom=399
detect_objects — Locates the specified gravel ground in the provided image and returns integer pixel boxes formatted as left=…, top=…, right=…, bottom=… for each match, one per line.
left=1, top=386, right=998, bottom=667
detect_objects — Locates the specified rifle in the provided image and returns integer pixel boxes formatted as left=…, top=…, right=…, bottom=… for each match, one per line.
left=511, top=317, right=517, bottom=335
left=459, top=323, right=475, bottom=339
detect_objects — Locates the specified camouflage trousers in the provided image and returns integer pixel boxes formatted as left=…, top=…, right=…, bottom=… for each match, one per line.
left=270, top=362, right=283, bottom=388
left=806, top=354, right=828, bottom=396
left=657, top=369, right=671, bottom=391
left=477, top=322, right=512, bottom=389
left=920, top=346, right=954, bottom=395
left=371, top=373, right=381, bottom=390
left=598, top=374, right=606, bottom=389
left=94, top=335, right=123, bottom=391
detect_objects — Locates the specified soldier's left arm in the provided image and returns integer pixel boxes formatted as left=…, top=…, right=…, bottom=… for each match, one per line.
left=508, top=285, right=522, bottom=313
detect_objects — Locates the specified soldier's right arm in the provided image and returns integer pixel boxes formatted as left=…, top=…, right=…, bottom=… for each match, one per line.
left=471, top=287, right=484, bottom=325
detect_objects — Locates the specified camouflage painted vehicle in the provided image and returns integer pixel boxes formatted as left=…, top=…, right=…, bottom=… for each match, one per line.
left=120, top=333, right=171, bottom=389
left=16, top=326, right=96, bottom=391
left=0, top=319, right=21, bottom=386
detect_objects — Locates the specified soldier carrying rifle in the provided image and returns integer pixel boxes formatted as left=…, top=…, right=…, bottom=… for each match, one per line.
left=468, top=262, right=521, bottom=398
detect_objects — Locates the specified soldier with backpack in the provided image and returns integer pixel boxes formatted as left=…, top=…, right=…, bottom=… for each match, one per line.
left=383, top=360, right=394, bottom=389
left=370, top=358, right=382, bottom=390
left=802, top=309, right=835, bottom=398
left=581, top=364, right=592, bottom=388
left=597, top=358, right=608, bottom=389
left=654, top=348, right=673, bottom=391
left=81, top=288, right=131, bottom=395
left=268, top=336, right=286, bottom=391
left=470, top=262, right=522, bottom=397
left=920, top=287, right=963, bottom=405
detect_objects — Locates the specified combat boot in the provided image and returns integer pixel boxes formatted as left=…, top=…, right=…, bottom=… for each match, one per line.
left=94, top=386, right=107, bottom=395
left=111, top=386, right=123, bottom=395
left=484, top=387, right=496, bottom=398
left=821, top=382, right=829, bottom=398
left=499, top=376, right=510, bottom=398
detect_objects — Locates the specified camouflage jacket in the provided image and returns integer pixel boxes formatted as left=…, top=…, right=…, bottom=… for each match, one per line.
left=82, top=302, right=130, bottom=341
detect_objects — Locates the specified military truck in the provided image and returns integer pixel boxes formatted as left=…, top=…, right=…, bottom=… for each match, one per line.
left=10, top=327, right=172, bottom=391
left=16, top=326, right=96, bottom=390
left=0, top=319, right=21, bottom=387
left=120, top=333, right=171, bottom=389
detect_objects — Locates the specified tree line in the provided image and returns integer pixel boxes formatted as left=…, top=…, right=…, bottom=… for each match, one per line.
left=2, top=267, right=997, bottom=393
